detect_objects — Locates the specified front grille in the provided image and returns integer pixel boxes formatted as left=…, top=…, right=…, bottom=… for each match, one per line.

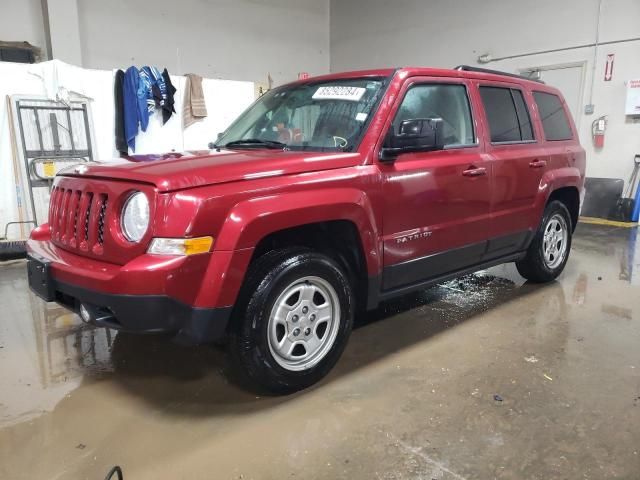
left=47, top=177, right=154, bottom=265
left=49, top=187, right=108, bottom=254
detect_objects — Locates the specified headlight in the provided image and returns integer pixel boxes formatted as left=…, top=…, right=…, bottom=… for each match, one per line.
left=121, top=191, right=149, bottom=242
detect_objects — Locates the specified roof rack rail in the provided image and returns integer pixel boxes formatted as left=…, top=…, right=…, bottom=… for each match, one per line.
left=454, top=65, right=545, bottom=84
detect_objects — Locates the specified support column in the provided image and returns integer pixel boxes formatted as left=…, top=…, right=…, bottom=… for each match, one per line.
left=41, top=0, right=83, bottom=66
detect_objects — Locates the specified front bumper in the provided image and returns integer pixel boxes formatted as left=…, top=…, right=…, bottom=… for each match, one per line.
left=26, top=246, right=232, bottom=345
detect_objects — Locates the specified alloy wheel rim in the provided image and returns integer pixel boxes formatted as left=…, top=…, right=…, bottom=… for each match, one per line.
left=267, top=276, right=341, bottom=371
left=542, top=213, right=568, bottom=269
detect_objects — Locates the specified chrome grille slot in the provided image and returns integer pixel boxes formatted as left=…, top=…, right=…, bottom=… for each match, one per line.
left=97, top=195, right=107, bottom=245
left=83, top=192, right=94, bottom=241
left=71, top=191, right=81, bottom=244
left=59, top=189, right=72, bottom=242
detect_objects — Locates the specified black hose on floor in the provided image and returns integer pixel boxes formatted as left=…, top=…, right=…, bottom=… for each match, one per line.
left=104, top=466, right=123, bottom=480
left=0, top=241, right=27, bottom=261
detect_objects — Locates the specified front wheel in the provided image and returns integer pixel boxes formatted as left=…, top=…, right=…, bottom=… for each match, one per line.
left=228, top=248, right=354, bottom=394
left=516, top=200, right=573, bottom=283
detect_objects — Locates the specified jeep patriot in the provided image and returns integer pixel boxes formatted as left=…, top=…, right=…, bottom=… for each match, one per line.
left=27, top=66, right=586, bottom=393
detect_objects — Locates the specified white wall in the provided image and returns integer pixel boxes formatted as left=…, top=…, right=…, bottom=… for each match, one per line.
left=490, top=43, right=640, bottom=185
left=1, top=0, right=330, bottom=85
left=45, top=0, right=83, bottom=65
left=0, top=0, right=47, bottom=54
left=76, top=0, right=329, bottom=85
left=330, top=0, right=640, bottom=185
left=4, top=0, right=639, bottom=185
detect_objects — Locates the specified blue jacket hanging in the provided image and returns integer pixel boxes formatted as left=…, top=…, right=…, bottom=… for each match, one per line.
left=136, top=70, right=150, bottom=132
left=122, top=66, right=168, bottom=151
left=123, top=66, right=140, bottom=151
left=140, top=66, right=166, bottom=112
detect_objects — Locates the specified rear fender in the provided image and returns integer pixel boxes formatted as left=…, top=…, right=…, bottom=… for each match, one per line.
left=533, top=166, right=583, bottom=223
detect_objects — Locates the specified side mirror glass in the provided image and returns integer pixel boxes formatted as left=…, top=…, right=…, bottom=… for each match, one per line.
left=380, top=118, right=445, bottom=162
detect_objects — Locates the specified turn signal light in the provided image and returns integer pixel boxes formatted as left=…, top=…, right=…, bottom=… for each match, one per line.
left=147, top=237, right=214, bottom=256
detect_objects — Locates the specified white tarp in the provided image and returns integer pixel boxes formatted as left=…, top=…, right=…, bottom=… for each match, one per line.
left=0, top=60, right=255, bottom=240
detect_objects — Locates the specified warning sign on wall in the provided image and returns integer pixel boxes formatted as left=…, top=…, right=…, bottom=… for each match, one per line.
left=626, top=79, right=640, bottom=115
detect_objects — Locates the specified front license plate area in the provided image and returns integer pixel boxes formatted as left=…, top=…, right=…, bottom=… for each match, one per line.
left=27, top=255, right=55, bottom=301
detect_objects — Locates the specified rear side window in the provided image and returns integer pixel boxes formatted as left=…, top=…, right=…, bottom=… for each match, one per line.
left=479, top=86, right=534, bottom=143
left=533, top=91, right=573, bottom=141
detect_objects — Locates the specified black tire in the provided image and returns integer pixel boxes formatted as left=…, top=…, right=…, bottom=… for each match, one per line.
left=516, top=200, right=573, bottom=283
left=228, top=248, right=354, bottom=394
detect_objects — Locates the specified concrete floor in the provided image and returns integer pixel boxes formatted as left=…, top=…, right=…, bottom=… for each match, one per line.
left=0, top=223, right=639, bottom=480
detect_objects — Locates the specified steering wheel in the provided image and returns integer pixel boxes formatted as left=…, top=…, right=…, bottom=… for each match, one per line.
left=314, top=113, right=356, bottom=148
left=277, top=127, right=305, bottom=144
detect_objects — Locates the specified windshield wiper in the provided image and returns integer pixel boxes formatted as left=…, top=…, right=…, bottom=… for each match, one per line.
left=221, top=139, right=288, bottom=150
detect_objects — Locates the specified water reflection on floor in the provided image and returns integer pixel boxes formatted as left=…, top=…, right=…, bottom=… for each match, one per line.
left=0, top=223, right=638, bottom=479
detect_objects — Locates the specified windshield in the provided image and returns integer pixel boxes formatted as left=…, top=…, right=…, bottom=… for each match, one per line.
left=216, top=78, right=386, bottom=152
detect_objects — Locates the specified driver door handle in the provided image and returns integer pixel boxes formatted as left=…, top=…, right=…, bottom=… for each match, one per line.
left=529, top=159, right=547, bottom=168
left=462, top=166, right=486, bottom=177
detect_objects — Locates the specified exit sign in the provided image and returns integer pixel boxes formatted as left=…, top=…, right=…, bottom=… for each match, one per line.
left=604, top=54, right=614, bottom=81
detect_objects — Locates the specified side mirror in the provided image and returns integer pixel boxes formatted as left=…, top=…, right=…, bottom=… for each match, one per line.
left=208, top=133, right=224, bottom=149
left=380, top=118, right=445, bottom=162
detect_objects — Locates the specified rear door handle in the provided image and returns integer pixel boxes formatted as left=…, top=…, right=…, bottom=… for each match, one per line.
left=529, top=159, right=547, bottom=168
left=462, top=166, right=487, bottom=177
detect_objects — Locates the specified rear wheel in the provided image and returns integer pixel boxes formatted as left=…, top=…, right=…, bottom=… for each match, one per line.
left=228, top=248, right=354, bottom=394
left=516, top=200, right=573, bottom=283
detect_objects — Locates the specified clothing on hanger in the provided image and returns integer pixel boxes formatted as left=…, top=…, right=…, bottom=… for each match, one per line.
left=182, top=73, right=208, bottom=128
left=140, top=66, right=166, bottom=113
left=123, top=66, right=140, bottom=151
left=162, top=68, right=177, bottom=124
left=114, top=69, right=127, bottom=155
left=136, top=70, right=150, bottom=132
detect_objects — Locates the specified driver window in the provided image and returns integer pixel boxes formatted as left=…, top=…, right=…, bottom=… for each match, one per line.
left=393, top=84, right=475, bottom=147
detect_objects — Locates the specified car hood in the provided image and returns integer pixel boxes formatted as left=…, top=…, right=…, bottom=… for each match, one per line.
left=58, top=149, right=362, bottom=192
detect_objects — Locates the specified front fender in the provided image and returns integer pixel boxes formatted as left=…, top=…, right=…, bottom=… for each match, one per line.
left=217, top=188, right=380, bottom=270
left=194, top=188, right=381, bottom=308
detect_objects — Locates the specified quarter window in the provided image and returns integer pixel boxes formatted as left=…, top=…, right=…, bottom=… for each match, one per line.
left=533, top=91, right=573, bottom=141
left=393, top=84, right=475, bottom=147
left=479, top=86, right=534, bottom=143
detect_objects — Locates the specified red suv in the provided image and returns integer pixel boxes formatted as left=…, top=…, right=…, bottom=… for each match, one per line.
left=27, top=66, right=585, bottom=393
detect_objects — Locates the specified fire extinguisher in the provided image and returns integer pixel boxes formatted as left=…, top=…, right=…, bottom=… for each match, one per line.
left=591, top=115, right=607, bottom=148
